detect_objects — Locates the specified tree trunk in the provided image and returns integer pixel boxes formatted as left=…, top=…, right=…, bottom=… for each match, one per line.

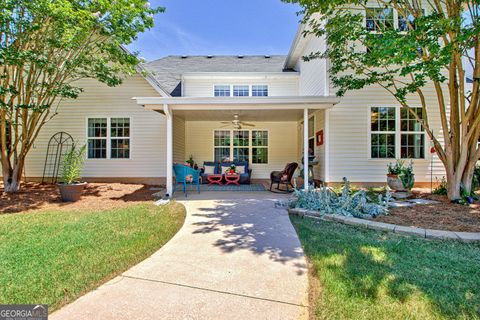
left=461, top=160, right=477, bottom=195
left=1, top=161, right=24, bottom=193
left=446, top=169, right=462, bottom=200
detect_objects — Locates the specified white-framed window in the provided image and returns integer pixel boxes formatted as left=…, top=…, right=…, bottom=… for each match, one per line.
left=366, top=7, right=425, bottom=32
left=213, top=85, right=269, bottom=97
left=214, top=130, right=231, bottom=162
left=110, top=118, right=130, bottom=159
left=252, top=130, right=268, bottom=163
left=233, top=85, right=249, bottom=97
left=87, top=118, right=107, bottom=159
left=214, top=85, right=231, bottom=97
left=400, top=107, right=425, bottom=159
left=252, top=85, right=268, bottom=97
left=87, top=117, right=130, bottom=159
left=370, top=107, right=425, bottom=159
left=233, top=130, right=250, bottom=162
left=213, top=129, right=268, bottom=164
left=366, top=7, right=394, bottom=32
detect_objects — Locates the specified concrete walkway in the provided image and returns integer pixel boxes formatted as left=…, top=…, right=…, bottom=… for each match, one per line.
left=51, top=192, right=309, bottom=320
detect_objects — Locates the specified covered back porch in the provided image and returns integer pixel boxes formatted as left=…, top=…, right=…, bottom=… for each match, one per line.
left=135, top=96, right=338, bottom=196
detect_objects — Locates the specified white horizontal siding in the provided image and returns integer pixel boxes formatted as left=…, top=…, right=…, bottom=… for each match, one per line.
left=328, top=83, right=447, bottom=183
left=173, top=116, right=186, bottom=163
left=24, top=75, right=165, bottom=179
left=184, top=121, right=298, bottom=179
left=296, top=35, right=328, bottom=96
left=183, top=77, right=299, bottom=97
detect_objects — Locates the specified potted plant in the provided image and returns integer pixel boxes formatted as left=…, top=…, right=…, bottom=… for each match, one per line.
left=185, top=155, right=195, bottom=167
left=58, top=145, right=87, bottom=202
left=387, top=160, right=415, bottom=191
left=226, top=164, right=236, bottom=175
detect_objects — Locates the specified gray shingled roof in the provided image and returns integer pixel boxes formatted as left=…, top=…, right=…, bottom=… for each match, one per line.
left=145, top=55, right=289, bottom=96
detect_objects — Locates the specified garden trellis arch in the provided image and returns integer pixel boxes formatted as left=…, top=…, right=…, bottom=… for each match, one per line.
left=41, top=132, right=74, bottom=184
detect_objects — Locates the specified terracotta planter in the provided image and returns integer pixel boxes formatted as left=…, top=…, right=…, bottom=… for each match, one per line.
left=387, top=174, right=407, bottom=191
left=58, top=182, right=87, bottom=202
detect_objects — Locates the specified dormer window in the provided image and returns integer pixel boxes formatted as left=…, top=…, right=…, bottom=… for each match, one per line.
left=252, top=85, right=268, bottom=97
left=233, top=85, right=249, bottom=97
left=214, top=85, right=231, bottom=97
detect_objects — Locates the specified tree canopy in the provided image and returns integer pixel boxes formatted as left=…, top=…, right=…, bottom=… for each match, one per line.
left=0, top=0, right=163, bottom=192
left=284, top=0, right=480, bottom=200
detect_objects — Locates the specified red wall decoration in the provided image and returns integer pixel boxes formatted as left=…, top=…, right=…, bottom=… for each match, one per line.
left=316, top=130, right=324, bottom=146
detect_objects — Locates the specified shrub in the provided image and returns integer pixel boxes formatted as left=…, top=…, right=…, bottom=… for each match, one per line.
left=61, top=145, right=86, bottom=184
left=290, top=178, right=391, bottom=218
left=433, top=177, right=448, bottom=195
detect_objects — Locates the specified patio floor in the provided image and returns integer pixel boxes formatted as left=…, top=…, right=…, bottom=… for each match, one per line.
left=51, top=192, right=309, bottom=320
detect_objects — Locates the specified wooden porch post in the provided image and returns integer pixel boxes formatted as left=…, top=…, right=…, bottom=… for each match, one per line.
left=164, top=104, right=173, bottom=197
left=303, top=107, right=309, bottom=190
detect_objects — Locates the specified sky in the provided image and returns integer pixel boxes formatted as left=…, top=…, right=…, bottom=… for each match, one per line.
left=126, top=0, right=302, bottom=62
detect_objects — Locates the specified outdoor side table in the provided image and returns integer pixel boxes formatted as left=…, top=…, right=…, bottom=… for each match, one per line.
left=207, top=174, right=223, bottom=185
left=225, top=174, right=240, bottom=185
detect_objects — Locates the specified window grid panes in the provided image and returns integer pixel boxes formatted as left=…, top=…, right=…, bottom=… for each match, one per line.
left=371, top=107, right=396, bottom=132
left=371, top=133, right=396, bottom=159
left=366, top=8, right=394, bottom=31
left=214, top=130, right=231, bottom=162
left=233, top=130, right=249, bottom=162
left=398, top=9, right=424, bottom=31
left=214, top=85, right=231, bottom=97
left=398, top=14, right=415, bottom=31
left=87, top=118, right=131, bottom=159
left=252, top=85, right=268, bottom=97
left=252, top=130, right=268, bottom=164
left=370, top=107, right=396, bottom=159
left=110, top=118, right=130, bottom=159
left=401, top=134, right=424, bottom=159
left=400, top=107, right=425, bottom=159
left=214, top=130, right=268, bottom=164
left=233, top=85, right=249, bottom=97
left=87, top=118, right=107, bottom=159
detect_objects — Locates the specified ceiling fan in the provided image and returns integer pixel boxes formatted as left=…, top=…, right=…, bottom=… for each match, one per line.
left=220, top=114, right=255, bottom=129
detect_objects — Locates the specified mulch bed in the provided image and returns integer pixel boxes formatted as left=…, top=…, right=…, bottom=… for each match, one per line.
left=0, top=182, right=160, bottom=214
left=375, top=189, right=480, bottom=232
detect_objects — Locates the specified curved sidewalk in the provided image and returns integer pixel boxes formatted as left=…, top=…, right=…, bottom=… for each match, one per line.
left=52, top=192, right=309, bottom=320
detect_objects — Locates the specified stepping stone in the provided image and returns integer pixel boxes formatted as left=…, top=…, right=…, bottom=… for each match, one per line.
left=389, top=201, right=416, bottom=208
left=407, top=199, right=440, bottom=205
left=392, top=192, right=413, bottom=200
left=152, top=191, right=166, bottom=199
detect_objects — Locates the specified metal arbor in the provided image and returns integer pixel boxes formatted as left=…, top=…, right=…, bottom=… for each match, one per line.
left=41, top=132, right=74, bottom=184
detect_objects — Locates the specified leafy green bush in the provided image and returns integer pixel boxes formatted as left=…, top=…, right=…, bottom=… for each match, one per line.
left=61, top=145, right=86, bottom=184
left=387, top=160, right=414, bottom=190
left=290, top=178, right=391, bottom=218
left=433, top=177, right=448, bottom=195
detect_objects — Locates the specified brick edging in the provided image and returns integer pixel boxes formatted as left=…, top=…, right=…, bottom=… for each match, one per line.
left=287, top=208, right=480, bottom=242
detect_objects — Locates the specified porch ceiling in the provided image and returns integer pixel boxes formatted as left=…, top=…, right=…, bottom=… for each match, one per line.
left=173, top=109, right=311, bottom=121
left=134, top=96, right=340, bottom=113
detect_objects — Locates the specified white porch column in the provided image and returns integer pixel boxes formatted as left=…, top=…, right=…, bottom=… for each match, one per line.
left=303, top=107, right=309, bottom=190
left=164, top=104, right=173, bottom=197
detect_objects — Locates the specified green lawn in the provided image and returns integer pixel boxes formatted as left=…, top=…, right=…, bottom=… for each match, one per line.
left=290, top=216, right=480, bottom=320
left=0, top=202, right=185, bottom=311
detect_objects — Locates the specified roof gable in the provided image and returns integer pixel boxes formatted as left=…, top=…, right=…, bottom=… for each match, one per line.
left=144, top=55, right=289, bottom=96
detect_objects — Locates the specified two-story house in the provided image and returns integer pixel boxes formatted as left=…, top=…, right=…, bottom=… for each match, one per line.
left=23, top=15, right=447, bottom=196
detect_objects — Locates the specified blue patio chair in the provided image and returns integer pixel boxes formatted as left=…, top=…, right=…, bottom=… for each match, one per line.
left=173, top=164, right=201, bottom=197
